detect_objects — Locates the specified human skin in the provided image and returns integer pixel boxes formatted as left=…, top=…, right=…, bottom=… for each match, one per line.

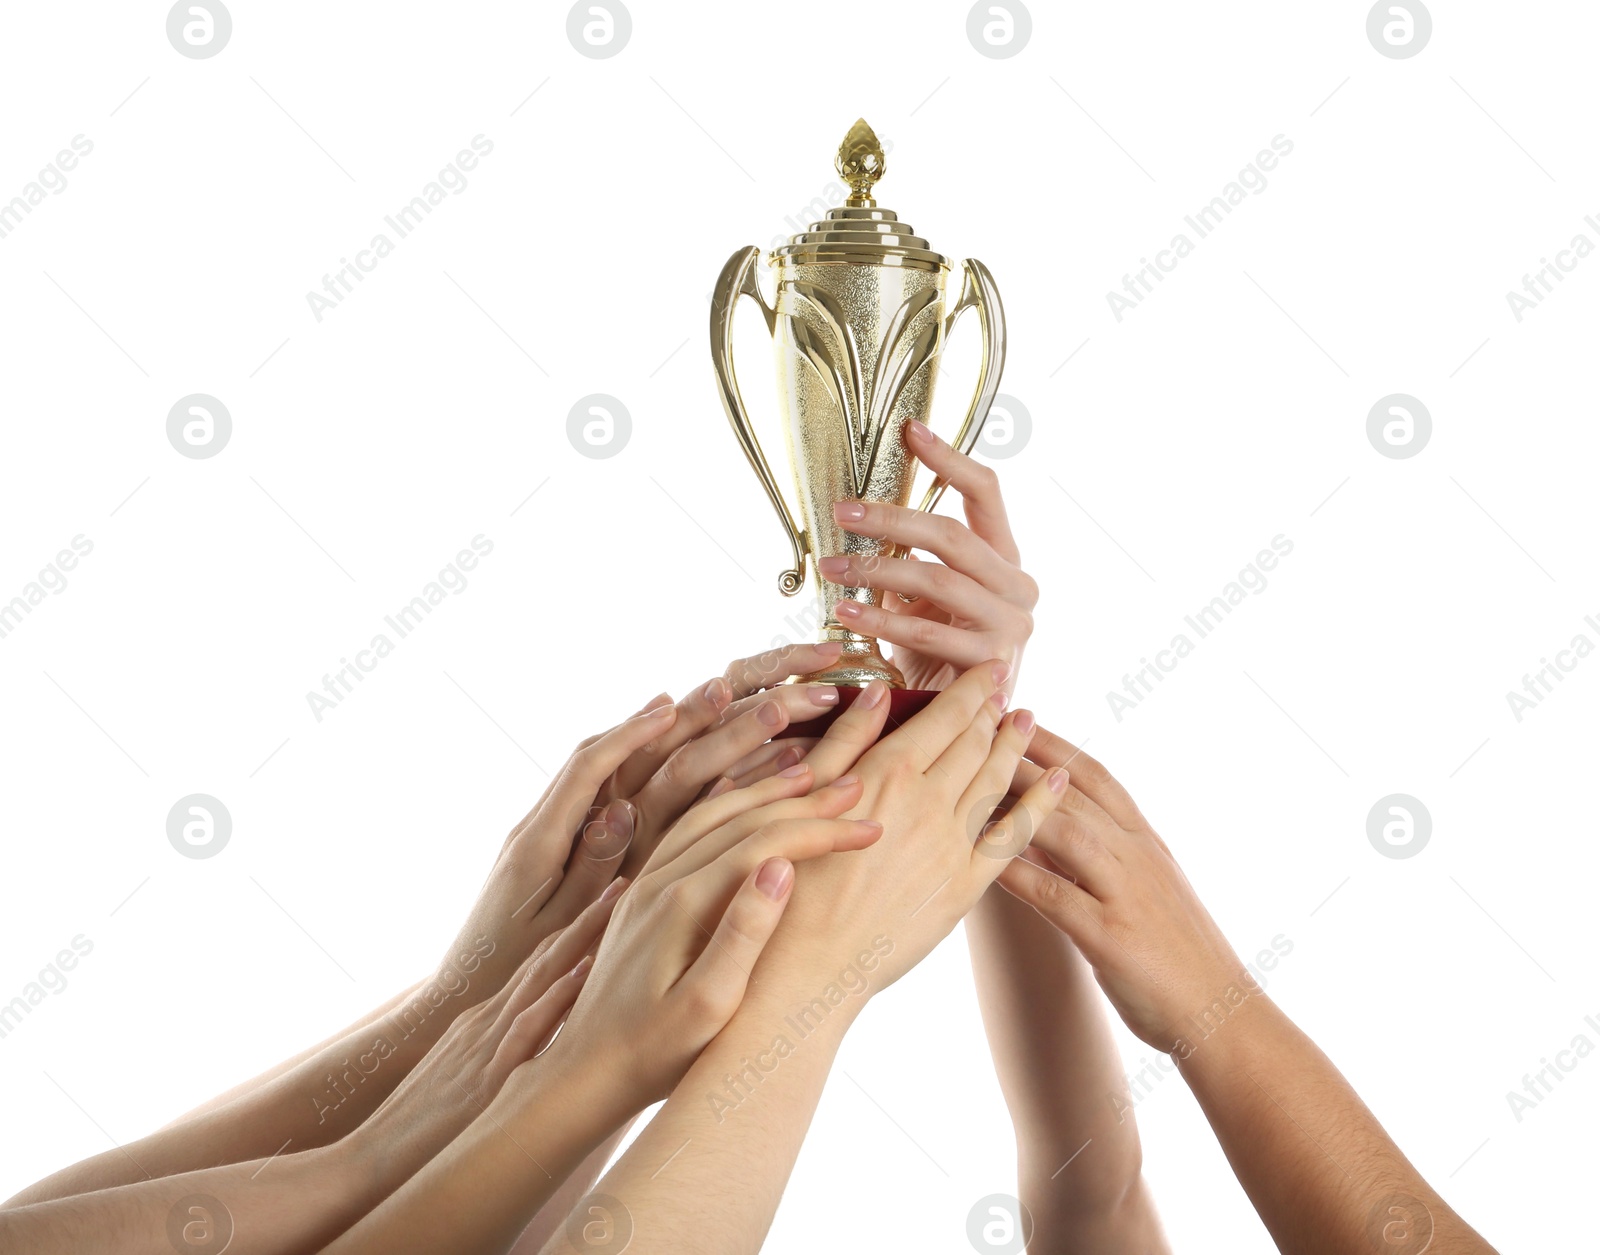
left=819, top=418, right=1166, bottom=1250
left=3, top=643, right=846, bottom=1212
left=539, top=659, right=1069, bottom=1254
left=0, top=891, right=623, bottom=1254
left=997, top=730, right=1498, bottom=1255
left=320, top=756, right=886, bottom=1255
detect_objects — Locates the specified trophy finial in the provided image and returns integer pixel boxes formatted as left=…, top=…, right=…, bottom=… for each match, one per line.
left=836, top=119, right=886, bottom=207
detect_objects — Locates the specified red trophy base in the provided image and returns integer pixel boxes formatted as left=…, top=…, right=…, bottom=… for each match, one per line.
left=775, top=686, right=938, bottom=741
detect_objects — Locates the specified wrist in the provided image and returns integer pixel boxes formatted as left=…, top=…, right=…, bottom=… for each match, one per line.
left=1169, top=981, right=1287, bottom=1080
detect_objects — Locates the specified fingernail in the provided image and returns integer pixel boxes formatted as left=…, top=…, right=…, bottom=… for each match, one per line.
left=758, top=700, right=785, bottom=728
left=830, top=773, right=860, bottom=790
left=907, top=419, right=933, bottom=443
left=756, top=858, right=794, bottom=900
left=858, top=681, right=886, bottom=709
left=990, top=689, right=1010, bottom=713
left=639, top=691, right=670, bottom=714
left=647, top=700, right=676, bottom=719
left=1013, top=709, right=1036, bottom=735
left=809, top=685, right=839, bottom=706
left=1048, top=768, right=1069, bottom=793
left=817, top=640, right=844, bottom=656
left=854, top=820, right=883, bottom=837
left=779, top=762, right=810, bottom=778
left=775, top=745, right=803, bottom=771
left=834, top=502, right=866, bottom=523
left=569, top=954, right=595, bottom=979
left=706, top=776, right=734, bottom=799
left=992, top=661, right=1012, bottom=687
left=817, top=555, right=849, bottom=580
left=600, top=876, right=629, bottom=903
left=836, top=600, right=864, bottom=620
left=703, top=677, right=729, bottom=707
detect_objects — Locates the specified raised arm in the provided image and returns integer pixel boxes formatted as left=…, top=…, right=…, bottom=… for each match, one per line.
left=546, top=660, right=1066, bottom=1254
left=824, top=420, right=1163, bottom=1250
left=998, top=731, right=1498, bottom=1255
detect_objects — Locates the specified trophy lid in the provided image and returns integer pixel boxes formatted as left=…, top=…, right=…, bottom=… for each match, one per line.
left=772, top=120, right=951, bottom=273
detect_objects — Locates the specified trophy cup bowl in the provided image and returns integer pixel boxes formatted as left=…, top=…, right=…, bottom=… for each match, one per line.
left=709, top=120, right=1006, bottom=737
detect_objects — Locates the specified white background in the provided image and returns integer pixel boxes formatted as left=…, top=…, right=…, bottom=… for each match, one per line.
left=0, top=2, right=1593, bottom=1250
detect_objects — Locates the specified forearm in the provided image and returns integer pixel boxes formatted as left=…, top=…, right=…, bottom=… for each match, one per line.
left=0, top=1137, right=389, bottom=1255
left=541, top=962, right=861, bottom=1254
left=1178, top=996, right=1494, bottom=1254
left=8, top=971, right=467, bottom=1207
left=966, top=889, right=1165, bottom=1251
left=323, top=1059, right=623, bottom=1255
left=507, top=1119, right=637, bottom=1255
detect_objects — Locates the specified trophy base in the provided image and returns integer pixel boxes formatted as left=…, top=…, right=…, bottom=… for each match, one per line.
left=774, top=686, right=937, bottom=741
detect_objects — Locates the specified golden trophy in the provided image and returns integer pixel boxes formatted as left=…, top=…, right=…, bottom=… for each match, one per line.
left=709, top=120, right=1006, bottom=722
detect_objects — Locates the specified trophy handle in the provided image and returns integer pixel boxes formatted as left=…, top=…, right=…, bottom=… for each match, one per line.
left=913, top=257, right=1006, bottom=515
left=711, top=246, right=808, bottom=596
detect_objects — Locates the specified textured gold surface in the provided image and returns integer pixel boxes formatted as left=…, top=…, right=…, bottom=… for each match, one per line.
left=707, top=121, right=1008, bottom=688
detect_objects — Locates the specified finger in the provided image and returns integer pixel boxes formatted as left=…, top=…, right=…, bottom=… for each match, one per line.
left=1023, top=779, right=1121, bottom=897
left=784, top=679, right=890, bottom=785
left=930, top=684, right=1012, bottom=788
left=672, top=858, right=796, bottom=1029
left=555, top=799, right=636, bottom=905
left=833, top=499, right=1029, bottom=603
left=966, top=765, right=1068, bottom=883
left=536, top=703, right=678, bottom=846
left=487, top=954, right=595, bottom=1089
left=490, top=876, right=626, bottom=1038
left=951, top=708, right=1035, bottom=828
left=664, top=775, right=868, bottom=881
left=609, top=677, right=734, bottom=799
left=643, top=761, right=820, bottom=874
left=1006, top=756, right=1120, bottom=836
left=724, top=641, right=845, bottom=699
left=835, top=600, right=1000, bottom=672
left=629, top=697, right=806, bottom=857
left=996, top=856, right=1104, bottom=945
left=871, top=659, right=1010, bottom=769
left=818, top=552, right=1000, bottom=623
left=723, top=738, right=815, bottom=791
left=1024, top=726, right=1148, bottom=831
left=905, top=418, right=1023, bottom=564
left=719, top=681, right=842, bottom=726
left=721, top=738, right=798, bottom=787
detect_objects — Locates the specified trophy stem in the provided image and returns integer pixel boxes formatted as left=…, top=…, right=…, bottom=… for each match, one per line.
left=787, top=627, right=905, bottom=689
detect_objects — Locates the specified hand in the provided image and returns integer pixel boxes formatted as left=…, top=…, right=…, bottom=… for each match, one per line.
left=441, top=643, right=854, bottom=996
left=820, top=420, right=1037, bottom=692
left=339, top=889, right=622, bottom=1193
left=751, top=661, right=1069, bottom=996
left=996, top=728, right=1252, bottom=1051
left=532, top=759, right=885, bottom=1113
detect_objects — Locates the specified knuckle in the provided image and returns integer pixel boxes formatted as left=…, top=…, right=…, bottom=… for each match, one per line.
left=1016, top=572, right=1040, bottom=609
